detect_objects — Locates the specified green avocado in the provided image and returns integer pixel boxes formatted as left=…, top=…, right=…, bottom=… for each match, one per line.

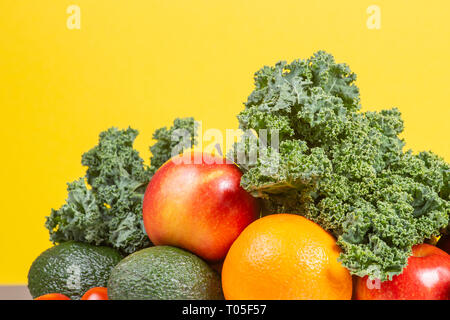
left=28, top=241, right=122, bottom=300
left=107, top=246, right=224, bottom=300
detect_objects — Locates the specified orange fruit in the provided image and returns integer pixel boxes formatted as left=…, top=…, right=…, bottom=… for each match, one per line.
left=221, top=214, right=352, bottom=300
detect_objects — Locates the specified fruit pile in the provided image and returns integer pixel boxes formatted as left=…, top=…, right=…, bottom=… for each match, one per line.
left=28, top=150, right=450, bottom=300
left=28, top=52, right=450, bottom=300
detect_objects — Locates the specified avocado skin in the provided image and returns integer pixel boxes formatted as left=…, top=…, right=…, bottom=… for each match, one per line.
left=28, top=241, right=123, bottom=300
left=108, top=246, right=224, bottom=300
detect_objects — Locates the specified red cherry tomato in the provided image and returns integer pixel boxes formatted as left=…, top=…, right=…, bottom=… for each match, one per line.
left=81, top=287, right=108, bottom=300
left=34, top=293, right=71, bottom=300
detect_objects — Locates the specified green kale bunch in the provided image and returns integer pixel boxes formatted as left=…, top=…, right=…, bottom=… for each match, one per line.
left=229, top=51, right=449, bottom=281
left=46, top=118, right=197, bottom=255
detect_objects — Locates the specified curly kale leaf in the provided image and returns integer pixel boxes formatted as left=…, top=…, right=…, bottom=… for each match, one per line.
left=232, top=51, right=449, bottom=281
left=46, top=119, right=197, bottom=255
left=46, top=179, right=107, bottom=245
left=149, top=117, right=199, bottom=172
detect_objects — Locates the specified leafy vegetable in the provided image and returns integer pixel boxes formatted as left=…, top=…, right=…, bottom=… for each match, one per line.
left=149, top=117, right=199, bottom=173
left=46, top=118, right=197, bottom=254
left=228, top=51, right=449, bottom=281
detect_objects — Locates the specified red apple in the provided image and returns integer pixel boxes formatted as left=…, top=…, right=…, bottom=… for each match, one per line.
left=143, top=151, right=260, bottom=262
left=355, top=243, right=450, bottom=300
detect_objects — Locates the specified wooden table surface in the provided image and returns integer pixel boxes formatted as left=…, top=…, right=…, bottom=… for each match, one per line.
left=0, top=286, right=32, bottom=300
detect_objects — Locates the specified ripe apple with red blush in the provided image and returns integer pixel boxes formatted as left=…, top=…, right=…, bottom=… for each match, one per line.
left=143, top=151, right=260, bottom=262
left=355, top=243, right=450, bottom=300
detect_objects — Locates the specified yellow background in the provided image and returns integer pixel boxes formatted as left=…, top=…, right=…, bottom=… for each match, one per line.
left=0, top=1, right=448, bottom=284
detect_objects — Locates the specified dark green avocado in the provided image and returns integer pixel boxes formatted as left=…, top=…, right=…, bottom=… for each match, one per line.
left=107, top=246, right=224, bottom=300
left=28, top=241, right=122, bottom=300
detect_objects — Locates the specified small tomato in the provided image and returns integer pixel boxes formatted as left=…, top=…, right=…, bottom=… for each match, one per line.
left=34, top=293, right=71, bottom=300
left=81, top=287, right=108, bottom=300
